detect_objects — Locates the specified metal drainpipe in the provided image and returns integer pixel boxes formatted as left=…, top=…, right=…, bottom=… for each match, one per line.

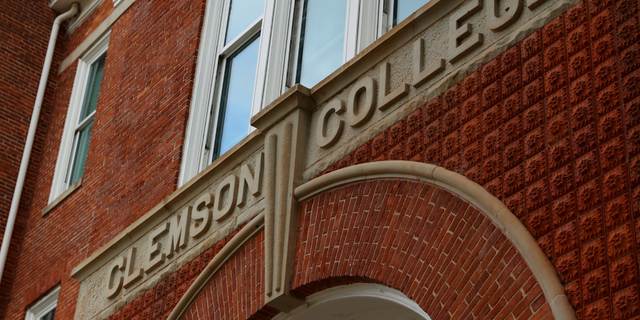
left=0, top=3, right=79, bottom=286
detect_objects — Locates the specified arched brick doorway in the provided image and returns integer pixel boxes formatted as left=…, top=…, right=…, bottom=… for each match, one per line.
left=173, top=162, right=574, bottom=320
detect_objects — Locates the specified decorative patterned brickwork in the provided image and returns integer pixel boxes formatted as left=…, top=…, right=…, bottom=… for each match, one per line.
left=292, top=179, right=552, bottom=320
left=322, top=0, right=640, bottom=317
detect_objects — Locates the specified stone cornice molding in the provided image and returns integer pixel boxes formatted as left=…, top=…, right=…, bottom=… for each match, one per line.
left=294, top=161, right=577, bottom=320
left=251, top=84, right=315, bottom=132
left=71, top=130, right=264, bottom=282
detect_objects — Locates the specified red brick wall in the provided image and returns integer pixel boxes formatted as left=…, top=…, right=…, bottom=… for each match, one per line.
left=107, top=180, right=554, bottom=320
left=1, top=0, right=206, bottom=318
left=104, top=230, right=281, bottom=320
left=131, top=181, right=555, bottom=320
left=180, top=232, right=280, bottom=320
left=67, top=0, right=115, bottom=55
left=292, top=179, right=552, bottom=320
left=323, top=0, right=640, bottom=318
left=0, top=0, right=60, bottom=317
left=5, top=0, right=639, bottom=319
left=102, top=228, right=259, bottom=320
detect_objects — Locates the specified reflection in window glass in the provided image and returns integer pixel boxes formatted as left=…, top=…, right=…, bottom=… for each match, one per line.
left=80, top=53, right=106, bottom=119
left=215, top=35, right=261, bottom=157
left=225, top=0, right=265, bottom=45
left=395, top=0, right=430, bottom=26
left=68, top=52, right=105, bottom=185
left=69, top=121, right=93, bottom=185
left=297, top=0, right=346, bottom=88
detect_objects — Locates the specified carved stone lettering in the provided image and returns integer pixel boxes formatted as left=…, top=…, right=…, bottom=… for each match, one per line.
left=488, top=0, right=524, bottom=31
left=379, top=62, right=410, bottom=111
left=122, top=247, right=143, bottom=289
left=317, top=99, right=345, bottom=148
left=413, top=38, right=445, bottom=87
left=105, top=256, right=125, bottom=299
left=165, top=207, right=190, bottom=259
left=237, top=153, right=263, bottom=207
left=190, top=192, right=213, bottom=239
left=213, top=175, right=238, bottom=221
left=527, top=0, right=548, bottom=9
left=103, top=153, right=265, bottom=299
left=449, top=0, right=484, bottom=62
left=144, top=223, right=168, bottom=274
left=346, top=77, right=376, bottom=127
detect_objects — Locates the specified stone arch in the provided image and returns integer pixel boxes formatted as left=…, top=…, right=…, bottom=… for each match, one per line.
left=275, top=282, right=431, bottom=320
left=292, top=161, right=575, bottom=319
left=171, top=161, right=575, bottom=320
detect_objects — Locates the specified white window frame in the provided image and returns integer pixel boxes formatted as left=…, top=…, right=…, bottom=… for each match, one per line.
left=201, top=0, right=265, bottom=166
left=285, top=0, right=384, bottom=88
left=49, top=31, right=110, bottom=203
left=379, top=0, right=394, bottom=36
left=181, top=0, right=294, bottom=185
left=25, top=287, right=59, bottom=320
left=180, top=0, right=427, bottom=185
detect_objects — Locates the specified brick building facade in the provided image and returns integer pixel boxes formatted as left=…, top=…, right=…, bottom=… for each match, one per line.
left=1, top=0, right=638, bottom=319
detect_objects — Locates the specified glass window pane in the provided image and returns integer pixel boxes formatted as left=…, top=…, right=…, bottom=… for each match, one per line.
left=69, top=121, right=94, bottom=185
left=395, top=0, right=430, bottom=26
left=80, top=53, right=106, bottom=121
left=225, top=0, right=265, bottom=45
left=298, top=0, right=347, bottom=88
left=215, top=35, right=261, bottom=157
left=39, top=308, right=55, bottom=320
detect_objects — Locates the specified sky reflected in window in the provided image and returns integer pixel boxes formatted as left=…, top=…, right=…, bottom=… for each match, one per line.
left=298, top=0, right=346, bottom=88
left=395, top=0, right=430, bottom=25
left=217, top=35, right=260, bottom=156
left=225, top=0, right=264, bottom=45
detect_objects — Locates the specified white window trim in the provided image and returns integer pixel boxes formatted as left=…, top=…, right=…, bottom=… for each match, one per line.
left=180, top=0, right=294, bottom=185
left=344, top=0, right=361, bottom=61
left=180, top=0, right=418, bottom=185
left=378, top=0, right=393, bottom=37
left=285, top=0, right=384, bottom=88
left=203, top=2, right=264, bottom=167
left=25, top=287, right=60, bottom=320
left=49, top=31, right=110, bottom=203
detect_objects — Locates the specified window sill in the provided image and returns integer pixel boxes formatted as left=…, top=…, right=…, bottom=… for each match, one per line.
left=42, top=178, right=83, bottom=217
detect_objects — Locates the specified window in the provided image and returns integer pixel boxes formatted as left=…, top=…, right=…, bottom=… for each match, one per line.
left=292, top=0, right=429, bottom=88
left=181, top=0, right=430, bottom=184
left=296, top=0, right=348, bottom=88
left=291, top=0, right=363, bottom=88
left=49, top=32, right=109, bottom=203
left=25, top=287, right=59, bottom=320
left=181, top=0, right=284, bottom=183
left=68, top=53, right=103, bottom=185
left=205, top=0, right=265, bottom=161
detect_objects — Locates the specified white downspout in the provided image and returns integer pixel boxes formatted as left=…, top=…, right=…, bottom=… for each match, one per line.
left=0, top=3, right=79, bottom=286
